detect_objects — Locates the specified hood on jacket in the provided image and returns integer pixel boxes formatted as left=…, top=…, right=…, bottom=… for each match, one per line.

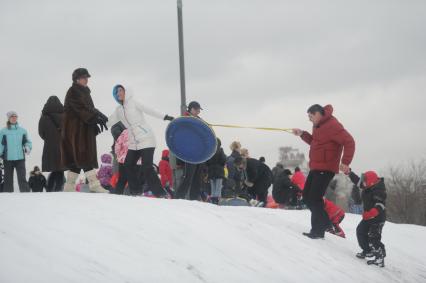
left=101, top=153, right=112, bottom=164
left=363, top=170, right=379, bottom=188
left=318, top=104, right=333, bottom=126
left=113, top=84, right=125, bottom=104
left=161, top=149, right=169, bottom=158
left=161, top=149, right=170, bottom=161
left=42, top=96, right=64, bottom=115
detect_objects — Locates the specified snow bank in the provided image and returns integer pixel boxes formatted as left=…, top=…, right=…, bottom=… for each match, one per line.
left=0, top=193, right=425, bottom=283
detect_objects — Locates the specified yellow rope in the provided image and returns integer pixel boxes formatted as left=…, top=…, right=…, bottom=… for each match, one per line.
left=208, top=123, right=293, bottom=133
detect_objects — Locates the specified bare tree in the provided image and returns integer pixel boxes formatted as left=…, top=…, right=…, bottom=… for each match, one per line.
left=385, top=159, right=426, bottom=226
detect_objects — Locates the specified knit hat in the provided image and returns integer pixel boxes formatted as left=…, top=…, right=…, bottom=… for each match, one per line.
left=6, top=111, right=18, bottom=119
left=363, top=171, right=379, bottom=188
left=283, top=169, right=292, bottom=176
left=112, top=84, right=125, bottom=103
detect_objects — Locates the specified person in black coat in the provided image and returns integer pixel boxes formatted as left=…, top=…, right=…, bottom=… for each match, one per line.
left=272, top=169, right=302, bottom=207
left=206, top=138, right=227, bottom=204
left=39, top=96, right=65, bottom=192
left=349, top=170, right=387, bottom=267
left=243, top=157, right=273, bottom=206
left=28, top=166, right=47, bottom=192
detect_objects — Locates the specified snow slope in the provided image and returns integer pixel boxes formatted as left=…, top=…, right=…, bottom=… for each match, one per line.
left=0, top=193, right=425, bottom=283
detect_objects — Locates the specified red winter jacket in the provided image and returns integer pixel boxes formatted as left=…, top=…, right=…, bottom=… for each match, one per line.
left=291, top=171, right=306, bottom=190
left=301, top=105, right=355, bottom=173
left=159, top=149, right=173, bottom=188
left=324, top=198, right=345, bottom=224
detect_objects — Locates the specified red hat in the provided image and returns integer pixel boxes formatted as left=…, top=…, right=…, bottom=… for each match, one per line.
left=363, top=171, right=379, bottom=188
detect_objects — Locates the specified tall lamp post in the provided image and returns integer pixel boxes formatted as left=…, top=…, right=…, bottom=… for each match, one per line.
left=177, top=0, right=187, bottom=115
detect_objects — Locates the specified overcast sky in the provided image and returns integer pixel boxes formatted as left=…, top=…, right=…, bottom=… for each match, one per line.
left=1, top=0, right=425, bottom=174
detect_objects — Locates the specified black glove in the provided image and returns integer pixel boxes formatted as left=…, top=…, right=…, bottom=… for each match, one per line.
left=95, top=109, right=108, bottom=124
left=164, top=115, right=174, bottom=121
left=93, top=124, right=102, bottom=135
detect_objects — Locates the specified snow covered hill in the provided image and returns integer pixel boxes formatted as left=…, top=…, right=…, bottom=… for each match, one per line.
left=0, top=193, right=425, bottom=283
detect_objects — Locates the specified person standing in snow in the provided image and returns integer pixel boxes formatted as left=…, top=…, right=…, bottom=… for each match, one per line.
left=226, top=141, right=242, bottom=179
left=0, top=111, right=32, bottom=192
left=28, top=166, right=47, bottom=192
left=159, top=149, right=174, bottom=197
left=107, top=84, right=174, bottom=196
left=349, top=170, right=387, bottom=267
left=113, top=128, right=143, bottom=195
left=61, top=68, right=109, bottom=193
left=293, top=104, right=355, bottom=239
left=174, top=101, right=206, bottom=200
left=97, top=153, right=113, bottom=192
left=291, top=166, right=306, bottom=190
left=39, top=96, right=65, bottom=192
left=271, top=163, right=284, bottom=183
left=206, top=138, right=227, bottom=204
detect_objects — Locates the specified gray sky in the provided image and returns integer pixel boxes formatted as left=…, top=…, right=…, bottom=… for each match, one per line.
left=1, top=0, right=425, bottom=174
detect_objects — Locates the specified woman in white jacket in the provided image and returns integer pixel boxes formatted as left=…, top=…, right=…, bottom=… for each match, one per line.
left=108, top=84, right=174, bottom=196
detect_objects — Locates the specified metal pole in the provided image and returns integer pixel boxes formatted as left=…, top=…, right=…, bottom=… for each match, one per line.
left=177, top=0, right=187, bottom=115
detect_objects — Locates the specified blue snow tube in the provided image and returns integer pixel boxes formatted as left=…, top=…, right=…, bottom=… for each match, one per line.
left=166, top=116, right=217, bottom=164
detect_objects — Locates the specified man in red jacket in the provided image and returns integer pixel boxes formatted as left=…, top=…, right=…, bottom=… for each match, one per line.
left=293, top=104, right=355, bottom=239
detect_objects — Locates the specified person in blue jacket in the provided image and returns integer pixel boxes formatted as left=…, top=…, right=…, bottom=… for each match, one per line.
left=0, top=111, right=32, bottom=192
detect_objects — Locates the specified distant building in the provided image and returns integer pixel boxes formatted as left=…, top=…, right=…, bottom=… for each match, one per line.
left=277, top=146, right=307, bottom=172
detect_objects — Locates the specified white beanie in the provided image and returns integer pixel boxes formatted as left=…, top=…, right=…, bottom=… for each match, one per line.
left=6, top=111, right=18, bottom=119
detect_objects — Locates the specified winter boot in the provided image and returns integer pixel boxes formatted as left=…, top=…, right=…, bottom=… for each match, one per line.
left=85, top=170, right=109, bottom=193
left=367, top=247, right=385, bottom=267
left=64, top=171, right=79, bottom=192
left=302, top=232, right=324, bottom=239
left=356, top=250, right=374, bottom=259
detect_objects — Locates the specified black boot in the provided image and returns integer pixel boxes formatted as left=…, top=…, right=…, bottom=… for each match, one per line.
left=303, top=231, right=324, bottom=239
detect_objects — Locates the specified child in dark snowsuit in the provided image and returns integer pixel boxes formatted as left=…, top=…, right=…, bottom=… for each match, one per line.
left=28, top=166, right=47, bottom=192
left=349, top=170, right=387, bottom=267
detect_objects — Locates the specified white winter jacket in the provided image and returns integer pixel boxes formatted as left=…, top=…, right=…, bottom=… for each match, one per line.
left=107, top=95, right=165, bottom=150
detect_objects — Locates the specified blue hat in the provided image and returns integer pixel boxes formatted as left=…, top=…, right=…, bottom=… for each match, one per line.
left=112, top=84, right=125, bottom=103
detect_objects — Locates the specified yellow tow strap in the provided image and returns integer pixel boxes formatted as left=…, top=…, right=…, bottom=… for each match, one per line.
left=208, top=123, right=293, bottom=133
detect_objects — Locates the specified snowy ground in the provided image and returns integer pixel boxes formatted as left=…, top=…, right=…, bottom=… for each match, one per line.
left=0, top=193, right=425, bottom=283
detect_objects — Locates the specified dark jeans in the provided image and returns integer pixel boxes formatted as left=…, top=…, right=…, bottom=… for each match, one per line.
left=303, top=170, right=335, bottom=236
left=47, top=171, right=65, bottom=192
left=3, top=160, right=30, bottom=192
left=357, top=220, right=386, bottom=253
left=114, top=163, right=128, bottom=195
left=175, top=163, right=203, bottom=200
left=125, top=148, right=164, bottom=196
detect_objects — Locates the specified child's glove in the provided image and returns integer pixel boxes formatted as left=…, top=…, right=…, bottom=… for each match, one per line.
left=362, top=208, right=379, bottom=220
left=24, top=146, right=31, bottom=155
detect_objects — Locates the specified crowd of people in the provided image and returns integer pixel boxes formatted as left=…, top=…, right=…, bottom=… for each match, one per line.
left=0, top=68, right=387, bottom=267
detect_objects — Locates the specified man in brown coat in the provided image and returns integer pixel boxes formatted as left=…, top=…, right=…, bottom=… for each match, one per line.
left=61, top=68, right=109, bottom=193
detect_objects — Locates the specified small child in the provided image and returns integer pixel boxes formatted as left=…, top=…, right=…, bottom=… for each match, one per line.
left=349, top=170, right=387, bottom=267
left=323, top=198, right=346, bottom=238
left=28, top=166, right=47, bottom=192
left=97, top=153, right=113, bottom=192
left=159, top=149, right=174, bottom=198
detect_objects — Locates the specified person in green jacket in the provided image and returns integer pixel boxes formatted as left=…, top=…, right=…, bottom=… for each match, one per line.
left=0, top=111, right=32, bottom=192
